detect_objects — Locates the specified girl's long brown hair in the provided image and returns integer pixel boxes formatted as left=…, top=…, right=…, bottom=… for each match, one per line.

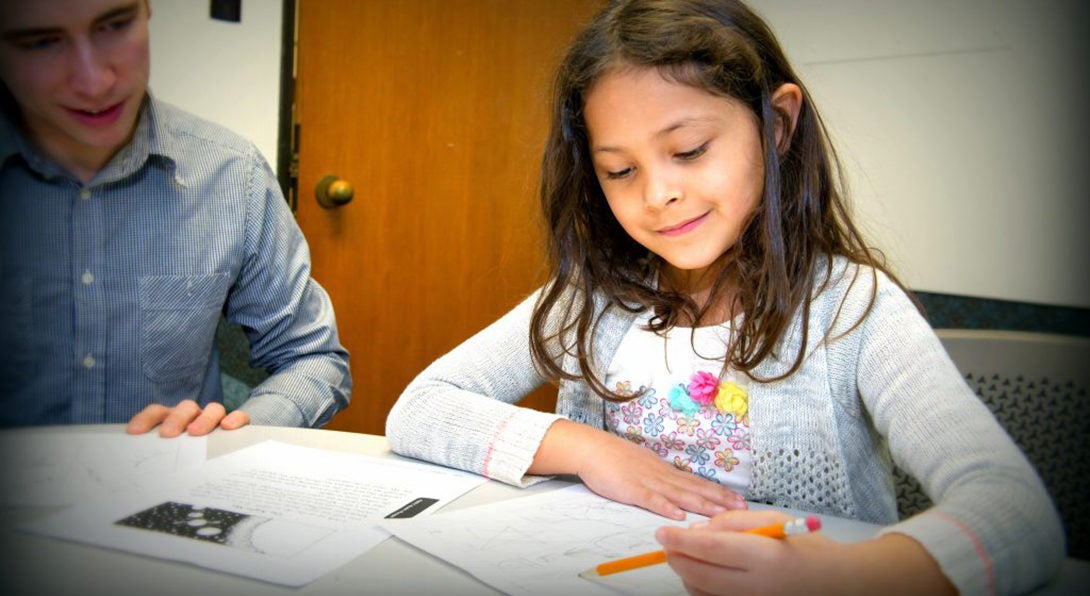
left=530, top=0, right=915, bottom=400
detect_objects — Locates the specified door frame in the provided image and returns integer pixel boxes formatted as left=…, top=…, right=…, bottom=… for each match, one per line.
left=276, top=0, right=298, bottom=210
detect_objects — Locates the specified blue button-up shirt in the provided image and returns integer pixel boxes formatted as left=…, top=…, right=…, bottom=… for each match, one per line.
left=0, top=96, right=350, bottom=427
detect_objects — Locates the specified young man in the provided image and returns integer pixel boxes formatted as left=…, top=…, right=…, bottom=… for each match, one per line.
left=0, top=0, right=351, bottom=436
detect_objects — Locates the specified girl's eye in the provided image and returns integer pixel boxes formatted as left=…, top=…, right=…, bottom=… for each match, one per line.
left=604, top=167, right=633, bottom=180
left=676, top=142, right=709, bottom=161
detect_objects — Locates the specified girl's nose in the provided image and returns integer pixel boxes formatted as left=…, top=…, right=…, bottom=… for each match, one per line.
left=643, top=168, right=682, bottom=209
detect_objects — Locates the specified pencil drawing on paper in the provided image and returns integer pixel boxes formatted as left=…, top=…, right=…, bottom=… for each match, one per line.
left=1, top=433, right=201, bottom=506
left=460, top=493, right=665, bottom=566
left=387, top=485, right=692, bottom=595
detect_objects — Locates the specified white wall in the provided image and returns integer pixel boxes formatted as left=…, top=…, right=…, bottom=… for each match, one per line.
left=148, top=0, right=283, bottom=171
left=750, top=0, right=1089, bottom=308
left=146, top=0, right=1089, bottom=309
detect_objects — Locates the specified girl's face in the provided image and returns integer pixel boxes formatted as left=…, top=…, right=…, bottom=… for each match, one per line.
left=584, top=67, right=765, bottom=289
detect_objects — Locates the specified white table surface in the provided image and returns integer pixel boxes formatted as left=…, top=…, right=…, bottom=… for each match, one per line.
left=1, top=424, right=1086, bottom=595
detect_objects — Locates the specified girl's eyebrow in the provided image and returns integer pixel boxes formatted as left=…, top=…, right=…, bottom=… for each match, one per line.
left=2, top=3, right=139, bottom=42
left=592, top=117, right=715, bottom=154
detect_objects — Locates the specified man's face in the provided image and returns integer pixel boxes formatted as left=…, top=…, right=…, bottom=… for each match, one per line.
left=0, top=0, right=150, bottom=177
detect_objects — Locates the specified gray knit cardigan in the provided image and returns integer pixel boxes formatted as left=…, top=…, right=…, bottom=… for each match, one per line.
left=386, top=257, right=1063, bottom=595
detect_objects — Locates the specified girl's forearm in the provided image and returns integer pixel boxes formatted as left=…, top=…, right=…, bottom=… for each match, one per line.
left=527, top=418, right=601, bottom=476
left=844, top=533, right=956, bottom=595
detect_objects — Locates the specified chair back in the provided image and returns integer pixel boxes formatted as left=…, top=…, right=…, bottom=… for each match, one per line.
left=893, top=329, right=1090, bottom=560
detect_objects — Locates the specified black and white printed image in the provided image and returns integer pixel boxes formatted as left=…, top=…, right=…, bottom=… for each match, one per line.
left=115, top=501, right=333, bottom=557
left=116, top=501, right=267, bottom=550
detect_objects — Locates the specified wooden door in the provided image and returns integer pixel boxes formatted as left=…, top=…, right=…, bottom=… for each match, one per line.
left=294, top=0, right=602, bottom=434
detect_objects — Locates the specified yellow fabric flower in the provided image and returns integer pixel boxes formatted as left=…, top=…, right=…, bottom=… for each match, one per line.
left=714, top=381, right=748, bottom=418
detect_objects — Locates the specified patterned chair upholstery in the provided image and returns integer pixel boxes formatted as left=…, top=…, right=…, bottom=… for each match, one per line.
left=893, top=329, right=1090, bottom=560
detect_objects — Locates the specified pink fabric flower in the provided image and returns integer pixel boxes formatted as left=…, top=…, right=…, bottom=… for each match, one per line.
left=688, top=371, right=719, bottom=405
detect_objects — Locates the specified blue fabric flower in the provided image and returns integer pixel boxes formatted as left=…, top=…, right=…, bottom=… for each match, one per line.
left=668, top=384, right=700, bottom=417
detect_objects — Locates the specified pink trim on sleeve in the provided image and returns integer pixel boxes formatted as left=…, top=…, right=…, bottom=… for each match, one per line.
left=926, top=511, right=996, bottom=595
left=481, top=411, right=518, bottom=478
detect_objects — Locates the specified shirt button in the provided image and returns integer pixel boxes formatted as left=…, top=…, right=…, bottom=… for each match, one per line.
left=82, top=354, right=96, bottom=369
left=81, top=270, right=94, bottom=285
left=79, top=188, right=91, bottom=200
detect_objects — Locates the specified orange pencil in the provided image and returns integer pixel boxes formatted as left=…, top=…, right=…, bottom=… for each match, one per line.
left=579, top=515, right=821, bottom=578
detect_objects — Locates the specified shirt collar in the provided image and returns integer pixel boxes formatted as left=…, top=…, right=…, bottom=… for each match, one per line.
left=97, top=94, right=184, bottom=185
left=0, top=93, right=182, bottom=186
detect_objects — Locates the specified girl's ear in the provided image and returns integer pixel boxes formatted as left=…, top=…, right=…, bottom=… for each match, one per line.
left=771, top=83, right=803, bottom=154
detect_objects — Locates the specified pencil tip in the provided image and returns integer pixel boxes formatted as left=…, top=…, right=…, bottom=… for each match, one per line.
left=578, top=569, right=600, bottom=579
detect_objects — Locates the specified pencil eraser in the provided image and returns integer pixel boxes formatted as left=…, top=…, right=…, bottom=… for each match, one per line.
left=805, top=515, right=821, bottom=532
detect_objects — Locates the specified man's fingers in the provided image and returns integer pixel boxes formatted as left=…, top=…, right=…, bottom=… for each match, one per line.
left=127, top=400, right=238, bottom=437
left=126, top=404, right=172, bottom=434
left=186, top=402, right=227, bottom=436
left=219, top=409, right=250, bottom=430
left=158, top=399, right=202, bottom=437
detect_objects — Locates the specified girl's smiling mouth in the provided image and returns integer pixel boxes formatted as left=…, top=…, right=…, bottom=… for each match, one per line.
left=658, top=212, right=709, bottom=236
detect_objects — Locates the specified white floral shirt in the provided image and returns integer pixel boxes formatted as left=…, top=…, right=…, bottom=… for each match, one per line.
left=603, top=311, right=751, bottom=492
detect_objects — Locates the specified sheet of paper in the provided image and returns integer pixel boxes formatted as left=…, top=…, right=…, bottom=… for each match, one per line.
left=382, top=483, right=699, bottom=596
left=20, top=440, right=487, bottom=587
left=0, top=431, right=206, bottom=507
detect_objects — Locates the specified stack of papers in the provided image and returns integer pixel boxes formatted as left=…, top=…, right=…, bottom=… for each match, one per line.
left=8, top=436, right=485, bottom=587
left=1, top=431, right=206, bottom=507
left=6, top=431, right=767, bottom=593
left=383, top=483, right=697, bottom=595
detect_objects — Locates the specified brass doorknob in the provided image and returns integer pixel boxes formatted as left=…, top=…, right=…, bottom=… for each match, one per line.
left=315, top=175, right=354, bottom=208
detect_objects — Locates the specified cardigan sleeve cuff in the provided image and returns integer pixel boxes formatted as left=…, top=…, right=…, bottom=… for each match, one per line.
left=482, top=408, right=564, bottom=488
left=878, top=512, right=994, bottom=595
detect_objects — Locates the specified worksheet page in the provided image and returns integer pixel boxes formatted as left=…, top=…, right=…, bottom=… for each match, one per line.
left=20, top=440, right=487, bottom=587
left=382, top=483, right=696, bottom=595
left=0, top=430, right=206, bottom=507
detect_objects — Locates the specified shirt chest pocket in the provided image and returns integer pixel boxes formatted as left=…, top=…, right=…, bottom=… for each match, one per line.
left=140, top=274, right=230, bottom=382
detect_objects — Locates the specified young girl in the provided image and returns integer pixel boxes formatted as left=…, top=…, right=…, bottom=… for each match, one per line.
left=386, top=0, right=1063, bottom=593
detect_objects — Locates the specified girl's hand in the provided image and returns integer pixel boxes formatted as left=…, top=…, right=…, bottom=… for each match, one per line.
left=655, top=510, right=956, bottom=596
left=530, top=419, right=745, bottom=519
left=655, top=510, right=841, bottom=595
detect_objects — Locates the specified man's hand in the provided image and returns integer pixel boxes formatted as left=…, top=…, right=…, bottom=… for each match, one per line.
left=126, top=399, right=250, bottom=437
